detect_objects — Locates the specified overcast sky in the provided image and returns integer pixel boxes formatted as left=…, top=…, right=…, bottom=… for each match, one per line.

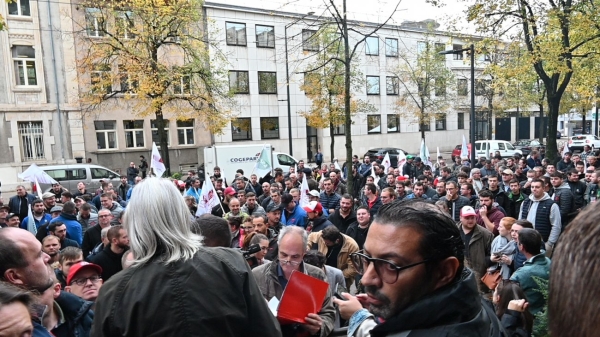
left=216, top=0, right=471, bottom=30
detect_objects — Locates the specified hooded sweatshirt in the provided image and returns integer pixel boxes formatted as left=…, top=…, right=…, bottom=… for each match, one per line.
left=519, top=193, right=562, bottom=244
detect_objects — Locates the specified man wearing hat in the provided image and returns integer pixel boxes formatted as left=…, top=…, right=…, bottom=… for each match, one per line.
left=307, top=190, right=329, bottom=216
left=500, top=169, right=515, bottom=193
left=281, top=193, right=307, bottom=228
left=8, top=184, right=36, bottom=221
left=265, top=203, right=284, bottom=235
left=302, top=201, right=332, bottom=233
left=6, top=213, right=21, bottom=227
left=65, top=261, right=103, bottom=302
left=0, top=204, right=10, bottom=228
left=42, top=191, right=57, bottom=214
left=458, top=206, right=493, bottom=292
left=403, top=155, right=415, bottom=178
left=413, top=157, right=426, bottom=178
left=211, top=186, right=236, bottom=218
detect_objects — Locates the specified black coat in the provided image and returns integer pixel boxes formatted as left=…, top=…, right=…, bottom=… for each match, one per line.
left=8, top=193, right=36, bottom=220
left=82, top=224, right=103, bottom=258
left=91, top=247, right=282, bottom=337
left=88, top=244, right=125, bottom=281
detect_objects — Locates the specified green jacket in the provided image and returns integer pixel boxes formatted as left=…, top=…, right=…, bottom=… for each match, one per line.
left=510, top=253, right=551, bottom=315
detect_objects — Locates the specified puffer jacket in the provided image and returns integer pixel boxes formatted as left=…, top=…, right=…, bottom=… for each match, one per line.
left=349, top=269, right=506, bottom=337
left=307, top=232, right=359, bottom=288
left=52, top=291, right=94, bottom=337
left=439, top=195, right=470, bottom=222
left=552, top=182, right=574, bottom=228
left=91, top=247, right=281, bottom=337
left=252, top=260, right=336, bottom=337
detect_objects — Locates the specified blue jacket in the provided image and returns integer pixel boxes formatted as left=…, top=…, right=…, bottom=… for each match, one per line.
left=20, top=213, right=52, bottom=230
left=281, top=204, right=307, bottom=228
left=510, top=253, right=551, bottom=315
left=52, top=291, right=94, bottom=337
left=185, top=187, right=202, bottom=204
left=50, top=213, right=83, bottom=245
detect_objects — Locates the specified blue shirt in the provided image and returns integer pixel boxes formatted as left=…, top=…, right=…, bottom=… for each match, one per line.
left=20, top=213, right=52, bottom=230
left=277, top=263, right=289, bottom=290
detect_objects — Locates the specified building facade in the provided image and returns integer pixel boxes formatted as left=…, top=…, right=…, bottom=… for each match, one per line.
left=0, top=0, right=84, bottom=191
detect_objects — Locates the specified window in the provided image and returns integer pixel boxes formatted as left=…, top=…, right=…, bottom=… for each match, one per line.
left=457, top=79, right=468, bottom=96
left=229, top=71, right=249, bottom=94
left=420, top=120, right=430, bottom=132
left=258, top=72, right=277, bottom=94
left=176, top=120, right=194, bottom=145
left=90, top=64, right=111, bottom=95
left=385, top=38, right=398, bottom=57
left=417, top=41, right=428, bottom=54
left=367, top=115, right=381, bottom=134
left=458, top=112, right=465, bottom=129
left=91, top=168, right=116, bottom=180
left=8, top=0, right=30, bottom=16
left=260, top=117, right=279, bottom=139
left=12, top=46, right=37, bottom=86
left=435, top=114, right=446, bottom=130
left=173, top=75, right=191, bottom=95
left=302, top=29, right=319, bottom=51
left=18, top=121, right=44, bottom=161
left=417, top=78, right=430, bottom=97
left=256, top=25, right=275, bottom=48
left=333, top=124, right=345, bottom=135
left=475, top=79, right=490, bottom=96
left=119, top=64, right=138, bottom=93
left=226, top=22, right=247, bottom=46
left=123, top=120, right=145, bottom=148
left=116, top=11, right=136, bottom=39
left=94, top=121, right=117, bottom=150
left=386, top=76, right=399, bottom=95
left=151, top=119, right=170, bottom=146
left=367, top=76, right=380, bottom=95
left=85, top=8, right=105, bottom=37
left=365, top=37, right=379, bottom=56
left=46, top=169, right=86, bottom=182
left=277, top=153, right=296, bottom=166
left=232, top=118, right=252, bottom=141
left=434, top=78, right=446, bottom=96
left=387, top=115, right=399, bottom=133
left=452, top=44, right=463, bottom=60
left=498, top=142, right=506, bottom=150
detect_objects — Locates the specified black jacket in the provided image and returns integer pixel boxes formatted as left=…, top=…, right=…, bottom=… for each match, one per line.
left=88, top=244, right=125, bottom=281
left=568, top=179, right=587, bottom=210
left=328, top=209, right=357, bottom=234
left=82, top=224, right=103, bottom=258
left=8, top=193, right=36, bottom=220
left=52, top=291, right=94, bottom=337
left=368, top=269, right=505, bottom=337
left=91, top=247, right=281, bottom=337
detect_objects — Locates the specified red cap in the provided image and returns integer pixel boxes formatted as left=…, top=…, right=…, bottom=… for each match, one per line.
left=396, top=176, right=407, bottom=182
left=67, top=262, right=103, bottom=286
left=224, top=186, right=237, bottom=196
left=302, top=201, right=323, bottom=215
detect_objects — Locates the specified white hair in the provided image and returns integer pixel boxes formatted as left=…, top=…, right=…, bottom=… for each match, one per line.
left=277, top=226, right=308, bottom=249
left=100, top=226, right=110, bottom=240
left=123, top=177, right=202, bottom=265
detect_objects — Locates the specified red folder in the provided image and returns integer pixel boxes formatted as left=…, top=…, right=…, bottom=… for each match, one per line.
left=277, top=270, right=329, bottom=325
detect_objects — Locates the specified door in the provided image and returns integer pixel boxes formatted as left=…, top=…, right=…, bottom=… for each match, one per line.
left=518, top=117, right=530, bottom=140
left=306, top=126, right=318, bottom=163
left=495, top=118, right=511, bottom=141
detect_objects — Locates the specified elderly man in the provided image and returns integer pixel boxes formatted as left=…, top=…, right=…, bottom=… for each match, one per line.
left=253, top=226, right=335, bottom=337
left=333, top=200, right=503, bottom=336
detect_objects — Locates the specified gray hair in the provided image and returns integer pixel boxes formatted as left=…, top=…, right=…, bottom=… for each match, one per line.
left=277, top=226, right=307, bottom=249
left=100, top=226, right=110, bottom=240
left=123, top=177, right=202, bottom=266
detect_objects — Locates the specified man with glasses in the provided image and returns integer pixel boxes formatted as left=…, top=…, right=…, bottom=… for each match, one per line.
left=333, top=200, right=502, bottom=336
left=252, top=225, right=335, bottom=337
left=82, top=209, right=112, bottom=258
left=65, top=261, right=103, bottom=302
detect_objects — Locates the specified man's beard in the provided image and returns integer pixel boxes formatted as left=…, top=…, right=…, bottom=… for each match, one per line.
left=363, top=285, right=394, bottom=319
left=117, top=243, right=130, bottom=250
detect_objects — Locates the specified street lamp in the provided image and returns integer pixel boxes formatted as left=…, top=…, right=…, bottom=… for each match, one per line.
left=439, top=44, right=476, bottom=168
left=284, top=12, right=314, bottom=156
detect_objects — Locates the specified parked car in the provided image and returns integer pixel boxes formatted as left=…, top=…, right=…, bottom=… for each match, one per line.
left=452, top=140, right=522, bottom=161
left=451, top=144, right=472, bottom=162
left=568, top=134, right=600, bottom=152
left=33, top=164, right=122, bottom=194
left=512, top=139, right=546, bottom=157
left=364, top=147, right=412, bottom=168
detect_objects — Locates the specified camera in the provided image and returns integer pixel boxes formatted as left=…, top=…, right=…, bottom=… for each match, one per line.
left=240, top=244, right=261, bottom=259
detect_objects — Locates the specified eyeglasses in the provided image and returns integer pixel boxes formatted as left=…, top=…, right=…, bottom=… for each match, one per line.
left=279, top=259, right=301, bottom=266
left=350, top=251, right=429, bottom=284
left=71, top=275, right=102, bottom=286
left=98, top=215, right=111, bottom=218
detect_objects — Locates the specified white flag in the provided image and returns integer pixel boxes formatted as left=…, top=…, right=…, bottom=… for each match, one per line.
left=299, top=174, right=310, bottom=207
left=196, top=176, right=220, bottom=216
left=437, top=147, right=441, bottom=160
left=254, top=146, right=272, bottom=178
left=397, top=150, right=407, bottom=175
left=420, top=138, right=432, bottom=167
left=151, top=142, right=166, bottom=178
left=382, top=153, right=392, bottom=173
left=561, top=143, right=570, bottom=158
left=33, top=177, right=43, bottom=199
left=371, top=164, right=380, bottom=185
left=26, top=204, right=37, bottom=235
left=461, top=135, right=469, bottom=159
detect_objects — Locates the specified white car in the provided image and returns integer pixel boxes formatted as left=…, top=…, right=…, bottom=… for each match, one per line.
left=568, top=135, right=600, bottom=152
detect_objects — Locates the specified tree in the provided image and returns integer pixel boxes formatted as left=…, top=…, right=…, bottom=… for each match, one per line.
left=453, top=0, right=600, bottom=160
left=75, top=0, right=234, bottom=175
left=391, top=34, right=456, bottom=141
left=298, top=25, right=374, bottom=160
left=313, top=0, right=401, bottom=195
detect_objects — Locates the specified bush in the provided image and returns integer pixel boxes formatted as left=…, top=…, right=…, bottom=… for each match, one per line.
left=171, top=172, right=182, bottom=180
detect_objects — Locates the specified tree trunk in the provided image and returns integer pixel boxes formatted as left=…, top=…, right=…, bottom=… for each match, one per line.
left=545, top=96, right=560, bottom=162
left=538, top=103, right=544, bottom=145
left=582, top=108, right=587, bottom=134
left=155, top=107, right=171, bottom=177
left=330, top=120, right=335, bottom=162
left=342, top=0, right=354, bottom=196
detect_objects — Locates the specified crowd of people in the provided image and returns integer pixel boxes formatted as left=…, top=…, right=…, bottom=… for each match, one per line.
left=0, top=144, right=599, bottom=337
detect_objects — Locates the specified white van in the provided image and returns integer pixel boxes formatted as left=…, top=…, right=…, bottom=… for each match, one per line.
left=475, top=140, right=522, bottom=158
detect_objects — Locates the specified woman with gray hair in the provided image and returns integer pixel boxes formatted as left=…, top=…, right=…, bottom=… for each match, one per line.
left=91, top=178, right=281, bottom=337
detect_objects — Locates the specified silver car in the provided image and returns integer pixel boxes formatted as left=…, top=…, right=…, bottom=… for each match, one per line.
left=35, top=164, right=122, bottom=194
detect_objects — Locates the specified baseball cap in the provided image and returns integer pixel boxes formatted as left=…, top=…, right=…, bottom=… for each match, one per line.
left=414, top=157, right=422, bottom=162
left=406, top=155, right=414, bottom=159
left=67, top=262, right=103, bottom=286
left=502, top=169, right=514, bottom=175
left=0, top=205, right=10, bottom=211
left=266, top=203, right=283, bottom=213
left=460, top=206, right=477, bottom=217
left=6, top=213, right=19, bottom=220
left=308, top=190, right=320, bottom=197
left=302, top=201, right=323, bottom=215
left=224, top=186, right=237, bottom=196
left=42, top=192, right=55, bottom=199
left=50, top=205, right=63, bottom=213
left=396, top=176, right=407, bottom=182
